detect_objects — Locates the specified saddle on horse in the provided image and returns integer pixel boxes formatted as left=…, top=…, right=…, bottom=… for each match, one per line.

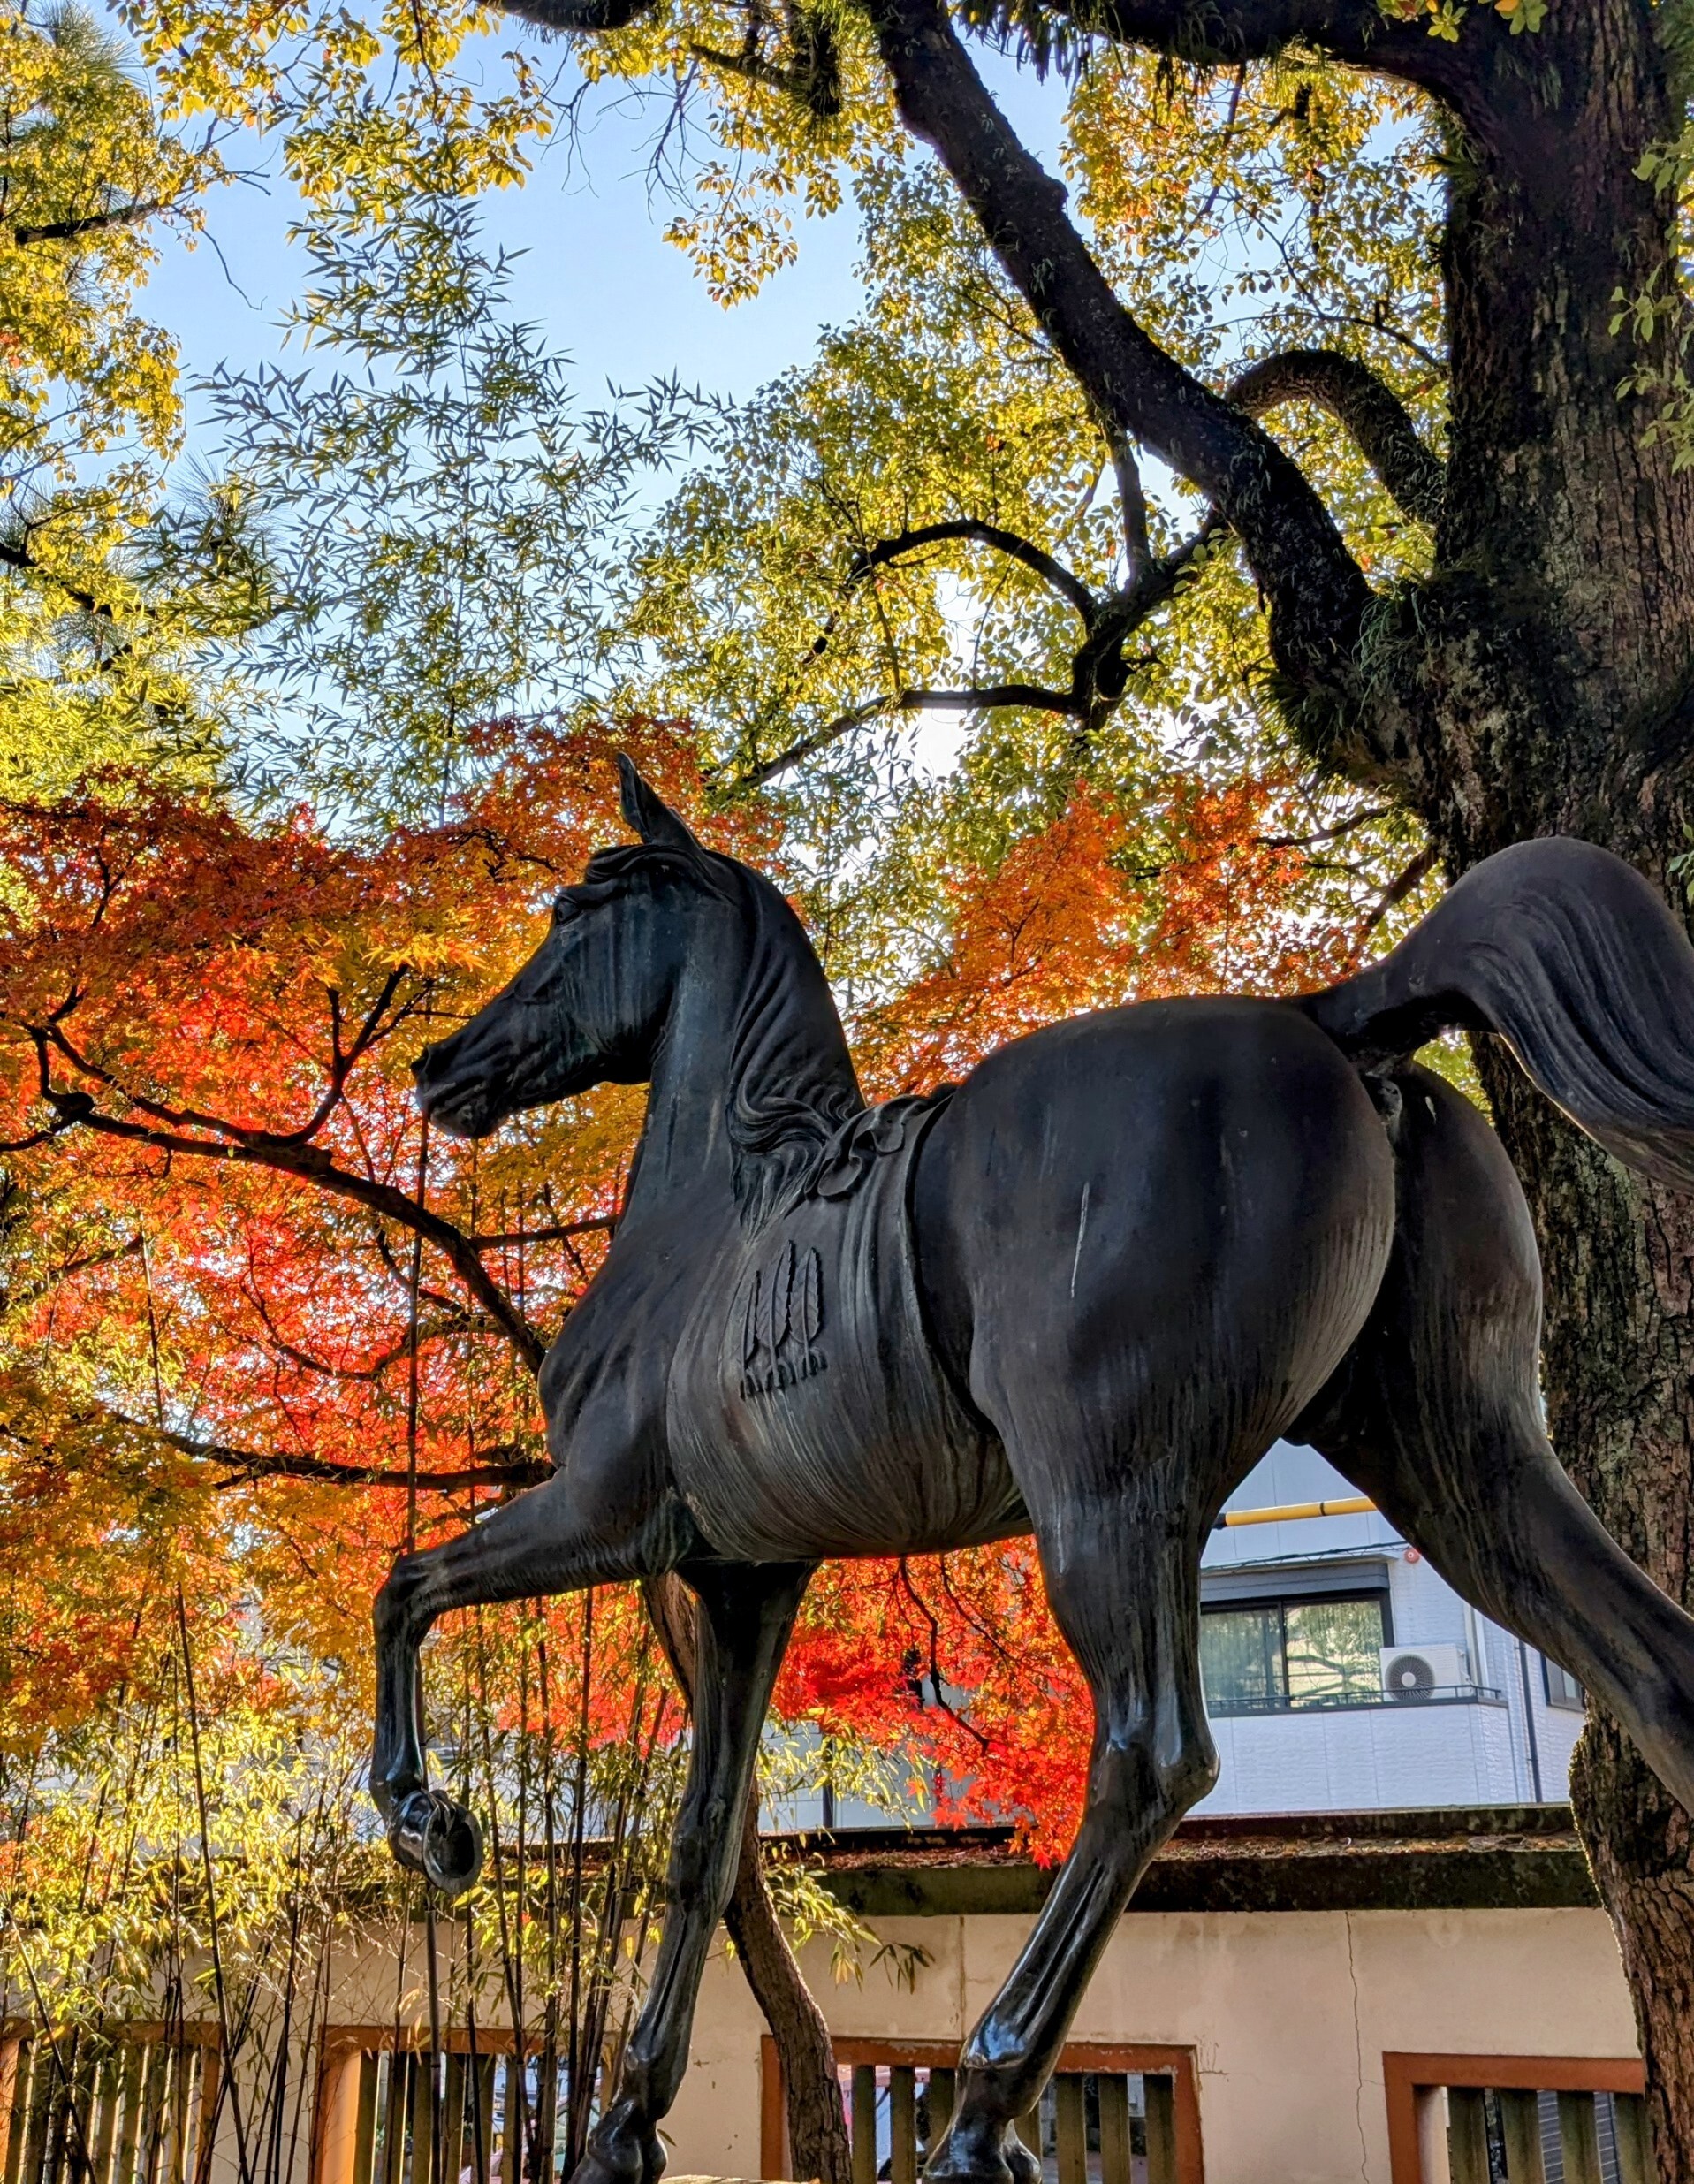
left=669, top=1092, right=1023, bottom=1560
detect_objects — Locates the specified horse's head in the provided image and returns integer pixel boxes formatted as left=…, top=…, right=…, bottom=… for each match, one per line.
left=413, top=757, right=729, bottom=1139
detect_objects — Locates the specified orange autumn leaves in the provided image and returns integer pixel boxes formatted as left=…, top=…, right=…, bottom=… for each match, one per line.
left=861, top=776, right=1354, bottom=1100
left=0, top=718, right=728, bottom=1747
left=1, top=737, right=1356, bottom=1851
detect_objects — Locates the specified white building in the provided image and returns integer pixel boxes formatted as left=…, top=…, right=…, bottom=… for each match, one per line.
left=1197, top=1441, right=1584, bottom=1815
left=773, top=1440, right=1585, bottom=1832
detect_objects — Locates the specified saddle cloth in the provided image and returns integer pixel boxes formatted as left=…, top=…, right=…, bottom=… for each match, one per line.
left=668, top=1093, right=1022, bottom=1561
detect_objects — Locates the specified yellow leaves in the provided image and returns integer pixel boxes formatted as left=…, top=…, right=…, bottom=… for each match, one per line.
left=125, top=0, right=554, bottom=228
left=1375, top=0, right=1543, bottom=32
left=0, top=3, right=209, bottom=475
left=665, top=161, right=804, bottom=306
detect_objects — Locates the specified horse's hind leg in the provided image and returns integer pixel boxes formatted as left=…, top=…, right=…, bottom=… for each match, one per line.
left=371, top=1464, right=687, bottom=1893
left=1303, top=1062, right=1694, bottom=1812
left=574, top=1560, right=811, bottom=2184
left=928, top=1471, right=1216, bottom=2184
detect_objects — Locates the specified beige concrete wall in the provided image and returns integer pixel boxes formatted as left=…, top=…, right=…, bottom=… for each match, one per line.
left=665, top=1906, right=1637, bottom=2184
left=216, top=1897, right=1631, bottom=2184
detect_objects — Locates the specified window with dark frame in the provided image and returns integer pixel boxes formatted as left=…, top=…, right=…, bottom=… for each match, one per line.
left=1542, top=1654, right=1585, bottom=1712
left=1199, top=1592, right=1389, bottom=1716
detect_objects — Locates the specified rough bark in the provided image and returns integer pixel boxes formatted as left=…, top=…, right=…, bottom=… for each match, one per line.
left=642, top=1577, right=853, bottom=2184
left=1353, top=10, right=1694, bottom=2170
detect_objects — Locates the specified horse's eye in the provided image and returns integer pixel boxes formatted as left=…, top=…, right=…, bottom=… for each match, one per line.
left=551, top=894, right=579, bottom=926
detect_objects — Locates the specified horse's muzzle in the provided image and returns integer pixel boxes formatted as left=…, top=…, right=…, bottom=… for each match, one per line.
left=412, top=1036, right=505, bottom=1138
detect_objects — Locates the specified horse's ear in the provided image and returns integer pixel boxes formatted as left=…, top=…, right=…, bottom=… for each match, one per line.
left=617, top=755, right=700, bottom=853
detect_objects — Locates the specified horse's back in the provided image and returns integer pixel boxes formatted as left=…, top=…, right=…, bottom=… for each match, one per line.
left=913, top=997, right=1396, bottom=1502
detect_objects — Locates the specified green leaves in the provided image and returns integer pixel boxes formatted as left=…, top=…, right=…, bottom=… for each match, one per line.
left=200, top=199, right=687, bottom=824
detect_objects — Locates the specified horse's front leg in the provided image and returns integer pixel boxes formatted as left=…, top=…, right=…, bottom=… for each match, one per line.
left=576, top=1558, right=813, bottom=2184
left=371, top=1466, right=678, bottom=1897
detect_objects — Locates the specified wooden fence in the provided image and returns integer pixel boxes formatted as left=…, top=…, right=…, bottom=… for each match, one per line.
left=314, top=2028, right=572, bottom=2184
left=0, top=2025, right=221, bottom=2184
left=1383, top=2055, right=1650, bottom=2184
left=759, top=2039, right=1203, bottom=2184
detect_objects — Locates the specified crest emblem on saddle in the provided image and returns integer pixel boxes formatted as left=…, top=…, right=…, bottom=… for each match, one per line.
left=741, top=1238, right=825, bottom=1397
left=672, top=1083, right=1020, bottom=1560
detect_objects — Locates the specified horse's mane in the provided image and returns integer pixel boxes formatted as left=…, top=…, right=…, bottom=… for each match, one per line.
left=584, top=840, right=865, bottom=1228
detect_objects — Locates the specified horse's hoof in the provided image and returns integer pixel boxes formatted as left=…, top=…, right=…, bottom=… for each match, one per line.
left=389, top=1789, right=483, bottom=1899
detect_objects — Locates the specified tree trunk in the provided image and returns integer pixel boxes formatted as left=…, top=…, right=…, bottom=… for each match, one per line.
left=642, top=1577, right=853, bottom=2184
left=1374, top=10, right=1694, bottom=2171
left=721, top=1796, right=856, bottom=2184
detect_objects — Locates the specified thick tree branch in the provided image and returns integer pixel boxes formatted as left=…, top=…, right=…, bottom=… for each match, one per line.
left=498, top=0, right=655, bottom=26
left=997, top=0, right=1481, bottom=103
left=13, top=201, right=168, bottom=247
left=738, top=681, right=1084, bottom=788
left=907, top=681, right=1082, bottom=713
left=469, top=1215, right=617, bottom=1249
left=171, top=1430, right=549, bottom=1493
left=742, top=503, right=1227, bottom=788
left=851, top=520, right=1098, bottom=619
left=863, top=0, right=1373, bottom=713
left=1349, top=840, right=1438, bottom=955
left=1227, top=348, right=1445, bottom=526
left=0, top=537, right=103, bottom=618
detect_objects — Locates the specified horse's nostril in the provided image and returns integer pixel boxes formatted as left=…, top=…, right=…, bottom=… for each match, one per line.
left=412, top=1039, right=446, bottom=1086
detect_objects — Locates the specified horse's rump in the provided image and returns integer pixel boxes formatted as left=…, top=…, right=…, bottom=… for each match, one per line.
left=667, top=1096, right=1024, bottom=1560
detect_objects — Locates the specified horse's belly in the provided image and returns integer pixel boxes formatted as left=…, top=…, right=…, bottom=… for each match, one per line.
left=667, top=1111, right=1022, bottom=1561
left=672, top=1388, right=1023, bottom=1561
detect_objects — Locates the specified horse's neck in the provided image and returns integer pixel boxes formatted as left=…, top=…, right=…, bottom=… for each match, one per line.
left=618, top=905, right=862, bottom=1236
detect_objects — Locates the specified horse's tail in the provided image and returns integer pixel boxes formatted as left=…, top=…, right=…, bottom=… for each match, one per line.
left=1298, top=836, right=1694, bottom=1191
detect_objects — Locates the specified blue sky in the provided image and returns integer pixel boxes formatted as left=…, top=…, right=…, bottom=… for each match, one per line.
left=144, top=36, right=1068, bottom=449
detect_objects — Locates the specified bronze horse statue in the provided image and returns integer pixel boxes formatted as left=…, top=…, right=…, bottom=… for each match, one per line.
left=373, top=758, right=1694, bottom=2184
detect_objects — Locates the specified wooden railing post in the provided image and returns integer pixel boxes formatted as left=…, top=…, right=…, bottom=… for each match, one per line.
left=1496, top=2091, right=1544, bottom=2184
left=1096, top=2076, right=1130, bottom=2184
left=1615, top=2093, right=1652, bottom=2184
left=1414, top=2089, right=1451, bottom=2184
left=1, top=2038, right=32, bottom=2184
left=850, top=2066, right=877, bottom=2184
left=1445, top=2087, right=1488, bottom=2184
left=315, top=2045, right=369, bottom=2184
left=1052, top=2075, right=1085, bottom=2184
left=1144, top=2075, right=1178, bottom=2184
left=1556, top=2093, right=1602, bottom=2184
left=924, top=2068, right=954, bottom=2161
left=889, top=2068, right=916, bottom=2184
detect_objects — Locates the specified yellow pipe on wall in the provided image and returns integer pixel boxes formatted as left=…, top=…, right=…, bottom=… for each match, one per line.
left=1213, top=1495, right=1377, bottom=1530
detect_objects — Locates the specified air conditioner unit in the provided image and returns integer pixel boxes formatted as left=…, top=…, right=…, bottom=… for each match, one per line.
left=1379, top=1643, right=1470, bottom=1703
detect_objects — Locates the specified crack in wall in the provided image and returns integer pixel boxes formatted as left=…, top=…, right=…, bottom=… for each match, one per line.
left=1345, top=1911, right=1371, bottom=2184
